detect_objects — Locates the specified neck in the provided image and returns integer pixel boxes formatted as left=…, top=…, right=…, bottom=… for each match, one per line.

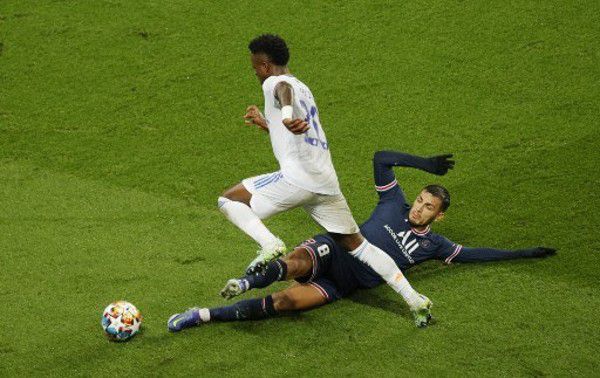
left=412, top=224, right=429, bottom=232
left=408, top=221, right=431, bottom=233
left=272, top=65, right=290, bottom=76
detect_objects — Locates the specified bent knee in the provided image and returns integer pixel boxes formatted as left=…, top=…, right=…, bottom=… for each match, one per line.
left=221, top=186, right=238, bottom=200
left=220, top=183, right=252, bottom=205
left=282, top=249, right=313, bottom=278
left=272, top=292, right=299, bottom=312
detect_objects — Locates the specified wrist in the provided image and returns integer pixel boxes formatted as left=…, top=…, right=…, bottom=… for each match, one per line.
left=281, top=105, right=293, bottom=119
left=426, top=157, right=438, bottom=171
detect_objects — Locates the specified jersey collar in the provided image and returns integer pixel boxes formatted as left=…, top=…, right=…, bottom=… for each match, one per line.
left=410, top=225, right=431, bottom=236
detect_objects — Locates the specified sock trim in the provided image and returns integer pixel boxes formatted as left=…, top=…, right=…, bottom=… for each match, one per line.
left=262, top=295, right=278, bottom=316
left=275, top=259, right=288, bottom=281
left=217, top=196, right=229, bottom=209
left=349, top=240, right=368, bottom=259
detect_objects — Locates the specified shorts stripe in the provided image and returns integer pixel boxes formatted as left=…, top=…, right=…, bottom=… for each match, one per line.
left=302, top=245, right=318, bottom=281
left=255, top=172, right=279, bottom=186
left=309, top=282, right=330, bottom=301
left=254, top=173, right=278, bottom=188
left=254, top=173, right=283, bottom=189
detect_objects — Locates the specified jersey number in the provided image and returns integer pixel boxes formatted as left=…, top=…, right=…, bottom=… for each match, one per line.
left=300, top=100, right=328, bottom=150
left=317, top=244, right=330, bottom=257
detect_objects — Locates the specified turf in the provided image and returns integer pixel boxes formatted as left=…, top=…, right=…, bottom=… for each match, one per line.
left=1, top=0, right=599, bottom=376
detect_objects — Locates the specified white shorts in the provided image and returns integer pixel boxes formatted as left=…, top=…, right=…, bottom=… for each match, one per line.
left=242, top=171, right=360, bottom=235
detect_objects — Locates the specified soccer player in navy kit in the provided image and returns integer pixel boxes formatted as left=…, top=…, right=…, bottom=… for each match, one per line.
left=168, top=150, right=555, bottom=330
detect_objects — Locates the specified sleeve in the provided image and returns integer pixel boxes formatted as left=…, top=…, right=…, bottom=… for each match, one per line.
left=433, top=236, right=464, bottom=264
left=262, top=76, right=294, bottom=110
left=436, top=241, right=539, bottom=264
left=261, top=75, right=282, bottom=93
left=372, top=151, right=408, bottom=204
left=372, top=150, right=440, bottom=201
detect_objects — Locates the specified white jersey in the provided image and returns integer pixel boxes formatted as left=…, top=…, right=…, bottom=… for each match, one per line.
left=261, top=75, right=341, bottom=195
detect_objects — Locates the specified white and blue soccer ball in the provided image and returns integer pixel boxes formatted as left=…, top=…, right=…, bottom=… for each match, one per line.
left=101, top=301, right=142, bottom=341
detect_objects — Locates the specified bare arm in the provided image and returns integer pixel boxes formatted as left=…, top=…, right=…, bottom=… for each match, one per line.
left=274, top=82, right=309, bottom=134
left=274, top=81, right=294, bottom=107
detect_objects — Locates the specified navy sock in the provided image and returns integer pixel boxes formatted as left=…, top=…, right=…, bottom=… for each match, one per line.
left=242, top=259, right=287, bottom=290
left=209, top=295, right=278, bottom=322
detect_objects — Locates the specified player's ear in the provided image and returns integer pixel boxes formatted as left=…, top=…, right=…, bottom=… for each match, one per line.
left=263, top=60, right=272, bottom=73
left=434, top=211, right=445, bottom=222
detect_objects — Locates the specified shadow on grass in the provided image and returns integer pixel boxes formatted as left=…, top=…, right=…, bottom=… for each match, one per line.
left=227, top=311, right=309, bottom=335
left=345, top=289, right=411, bottom=318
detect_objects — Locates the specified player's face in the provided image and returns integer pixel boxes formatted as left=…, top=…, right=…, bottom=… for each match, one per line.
left=250, top=53, right=271, bottom=83
left=408, top=190, right=445, bottom=227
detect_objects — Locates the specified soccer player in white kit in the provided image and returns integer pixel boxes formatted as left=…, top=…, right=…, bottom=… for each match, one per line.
left=217, top=34, right=431, bottom=322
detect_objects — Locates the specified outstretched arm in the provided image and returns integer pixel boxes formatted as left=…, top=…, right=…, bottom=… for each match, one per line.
left=449, top=246, right=556, bottom=264
left=435, top=236, right=556, bottom=264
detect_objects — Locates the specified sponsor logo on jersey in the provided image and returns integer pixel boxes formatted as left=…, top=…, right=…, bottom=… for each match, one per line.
left=383, top=224, right=420, bottom=264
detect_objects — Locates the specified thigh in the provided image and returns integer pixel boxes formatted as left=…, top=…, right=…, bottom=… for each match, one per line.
left=293, top=235, right=335, bottom=284
left=304, top=194, right=360, bottom=234
left=243, top=172, right=313, bottom=219
left=241, top=171, right=283, bottom=196
left=271, top=283, right=331, bottom=312
left=291, top=236, right=359, bottom=299
left=282, top=247, right=315, bottom=280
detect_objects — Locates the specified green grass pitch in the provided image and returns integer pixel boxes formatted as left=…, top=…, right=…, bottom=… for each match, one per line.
left=1, top=1, right=599, bottom=376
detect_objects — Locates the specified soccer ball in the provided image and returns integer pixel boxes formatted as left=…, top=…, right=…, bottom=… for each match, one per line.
left=101, top=301, right=142, bottom=341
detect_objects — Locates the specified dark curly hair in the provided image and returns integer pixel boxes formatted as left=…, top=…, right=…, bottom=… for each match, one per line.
left=424, top=184, right=451, bottom=212
left=248, top=34, right=290, bottom=66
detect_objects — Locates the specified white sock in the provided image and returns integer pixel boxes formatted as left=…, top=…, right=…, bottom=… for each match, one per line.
left=218, top=196, right=279, bottom=249
left=349, top=240, right=420, bottom=307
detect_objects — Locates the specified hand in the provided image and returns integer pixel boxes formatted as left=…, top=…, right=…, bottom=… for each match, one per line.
left=244, top=105, right=268, bottom=132
left=283, top=117, right=310, bottom=135
left=525, top=247, right=557, bottom=258
left=427, top=154, right=455, bottom=175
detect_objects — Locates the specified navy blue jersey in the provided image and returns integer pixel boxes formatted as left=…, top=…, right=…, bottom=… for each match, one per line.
left=324, top=152, right=458, bottom=287
left=298, top=151, right=544, bottom=298
left=352, top=184, right=462, bottom=287
left=324, top=151, right=524, bottom=290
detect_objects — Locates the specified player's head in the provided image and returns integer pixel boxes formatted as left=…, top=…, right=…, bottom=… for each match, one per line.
left=408, top=184, right=450, bottom=227
left=248, top=34, right=290, bottom=83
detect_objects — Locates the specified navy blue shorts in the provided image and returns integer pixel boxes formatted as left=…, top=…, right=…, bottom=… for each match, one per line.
left=294, top=234, right=361, bottom=302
